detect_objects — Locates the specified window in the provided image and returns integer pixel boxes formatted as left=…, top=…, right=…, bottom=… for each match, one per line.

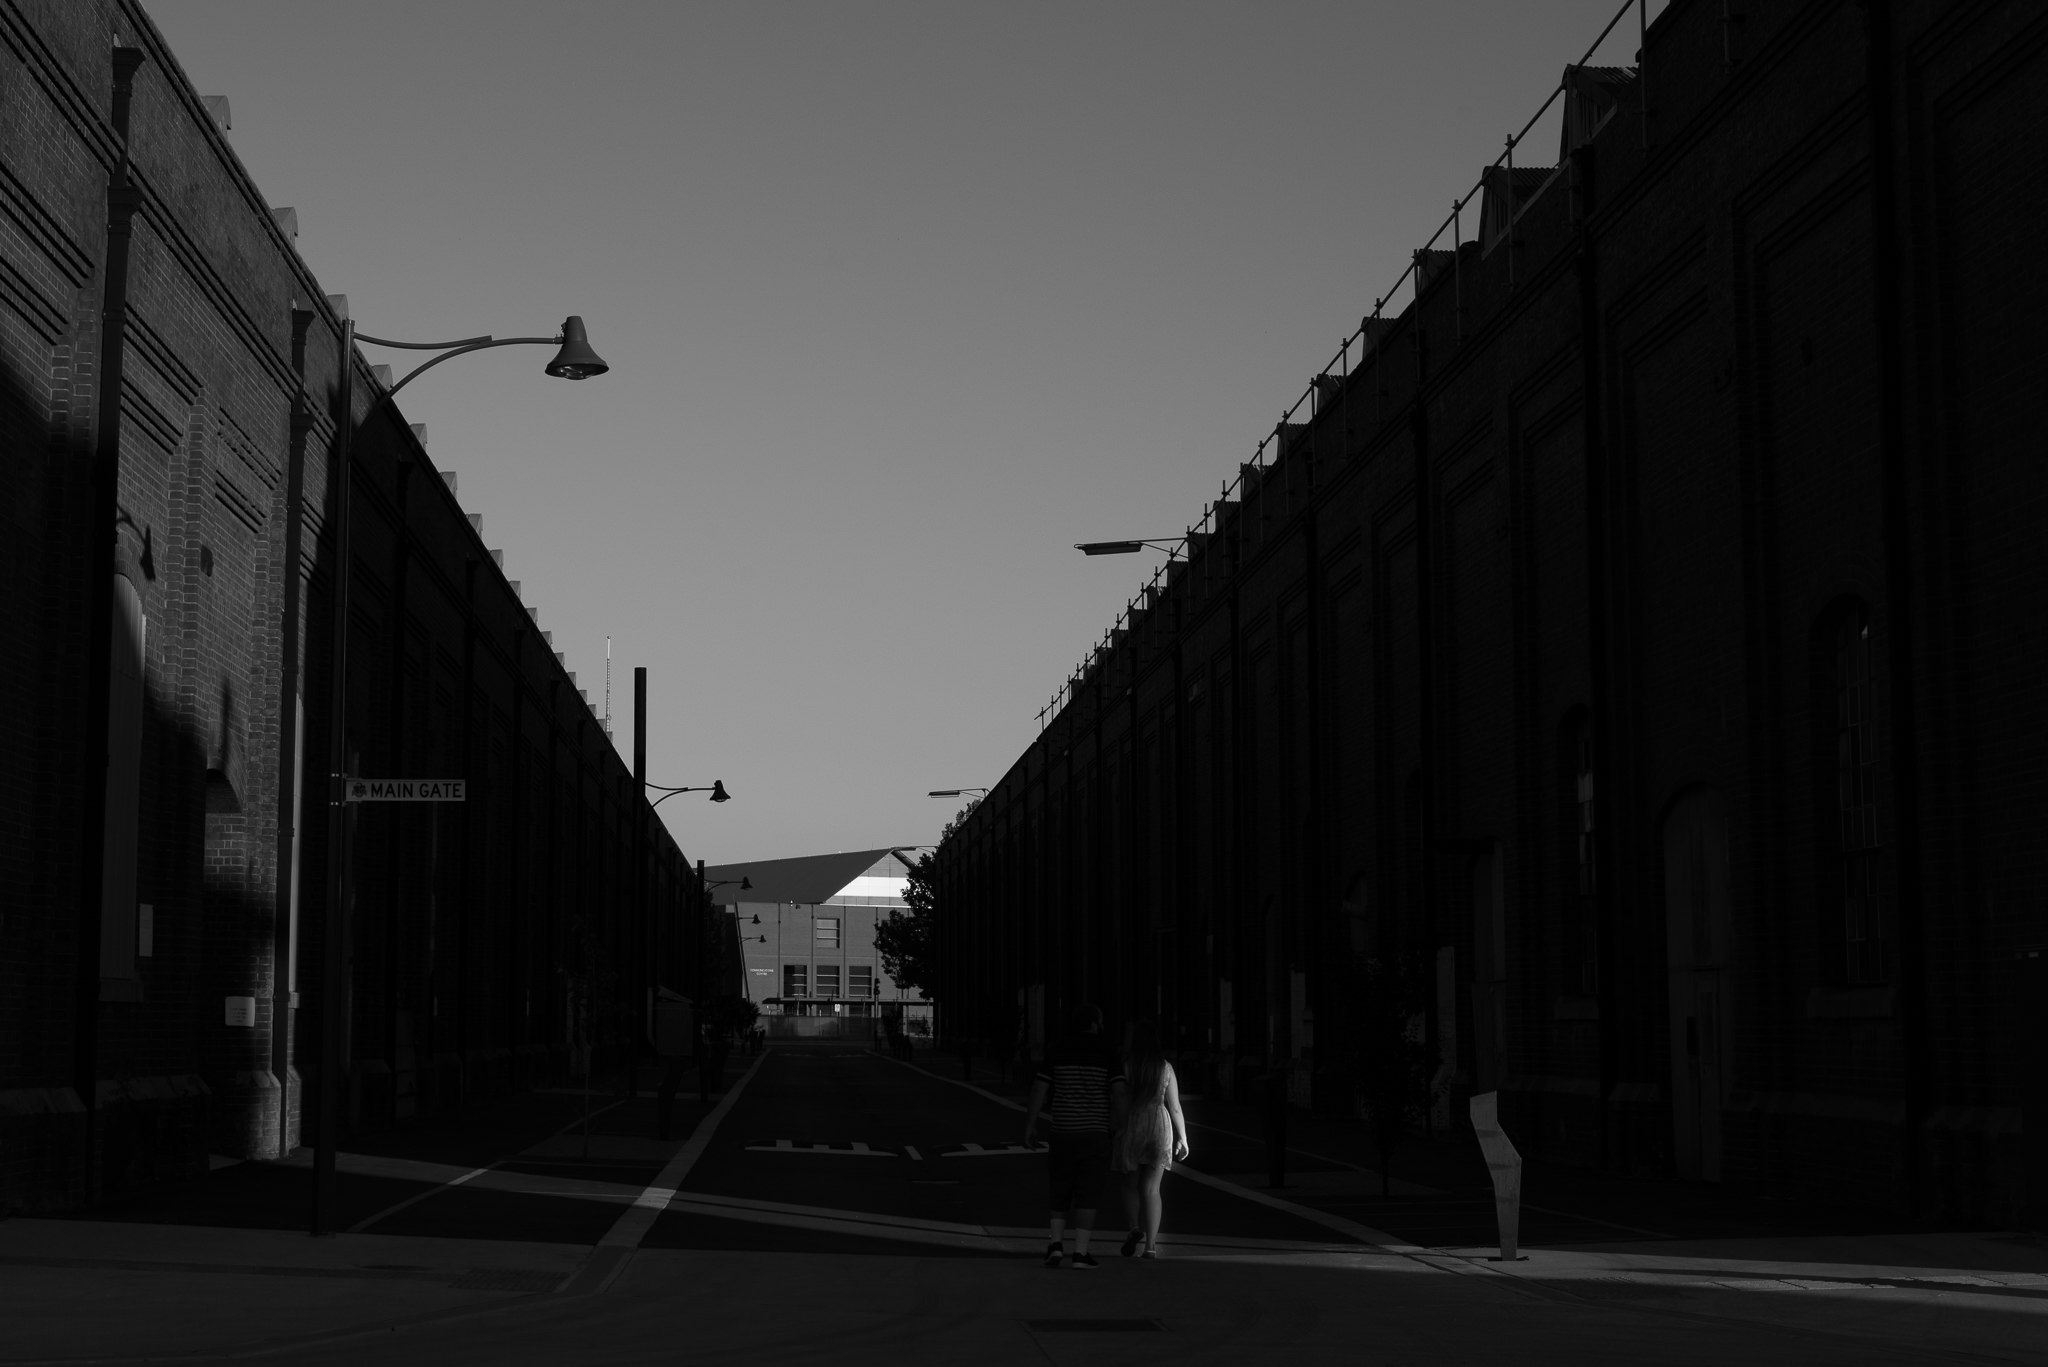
left=815, top=964, right=842, bottom=998
left=782, top=963, right=808, bottom=998
left=1832, top=610, right=1888, bottom=983
left=849, top=964, right=874, bottom=998
left=815, top=917, right=840, bottom=948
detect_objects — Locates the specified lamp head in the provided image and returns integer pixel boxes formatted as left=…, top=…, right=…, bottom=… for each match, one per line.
left=1075, top=540, right=1144, bottom=556
left=740, top=876, right=753, bottom=890
left=545, top=316, right=609, bottom=381
left=709, top=779, right=731, bottom=803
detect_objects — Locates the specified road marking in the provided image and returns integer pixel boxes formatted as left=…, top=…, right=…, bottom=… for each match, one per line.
left=339, top=1099, right=634, bottom=1235
left=937, top=1141, right=1037, bottom=1158
left=656, top=1188, right=1413, bottom=1259
left=742, top=1139, right=898, bottom=1157
left=575, top=1050, right=769, bottom=1295
left=904, top=1145, right=922, bottom=1161
left=874, top=1050, right=1480, bottom=1270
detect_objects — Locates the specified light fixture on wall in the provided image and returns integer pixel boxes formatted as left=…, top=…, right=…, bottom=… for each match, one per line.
left=648, top=779, right=732, bottom=808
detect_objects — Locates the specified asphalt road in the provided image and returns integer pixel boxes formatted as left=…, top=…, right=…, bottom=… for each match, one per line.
left=18, top=1047, right=2039, bottom=1366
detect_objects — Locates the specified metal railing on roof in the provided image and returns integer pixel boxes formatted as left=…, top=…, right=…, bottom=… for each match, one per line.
left=1037, top=0, right=1651, bottom=733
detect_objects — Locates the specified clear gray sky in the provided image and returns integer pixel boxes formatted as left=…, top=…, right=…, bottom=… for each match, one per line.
left=141, top=0, right=1656, bottom=862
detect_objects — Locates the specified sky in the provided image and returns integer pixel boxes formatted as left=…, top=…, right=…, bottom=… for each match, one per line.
left=140, top=0, right=1658, bottom=863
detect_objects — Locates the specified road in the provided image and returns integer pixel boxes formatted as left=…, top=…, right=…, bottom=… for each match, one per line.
left=3, top=1044, right=2041, bottom=1365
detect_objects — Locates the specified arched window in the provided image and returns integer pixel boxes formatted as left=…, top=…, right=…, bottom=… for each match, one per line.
left=100, top=574, right=145, bottom=993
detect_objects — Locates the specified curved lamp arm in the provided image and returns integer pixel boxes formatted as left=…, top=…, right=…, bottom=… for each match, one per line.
left=356, top=316, right=607, bottom=398
left=1074, top=538, right=1187, bottom=557
left=359, top=334, right=556, bottom=397
left=647, top=779, right=731, bottom=809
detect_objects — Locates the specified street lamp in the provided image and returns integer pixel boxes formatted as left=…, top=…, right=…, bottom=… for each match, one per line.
left=646, top=779, right=731, bottom=808
left=1073, top=539, right=1185, bottom=556
left=928, top=788, right=988, bottom=798
left=314, top=306, right=608, bottom=1238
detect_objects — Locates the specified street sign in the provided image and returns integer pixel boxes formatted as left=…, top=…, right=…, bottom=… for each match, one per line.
left=344, top=778, right=466, bottom=802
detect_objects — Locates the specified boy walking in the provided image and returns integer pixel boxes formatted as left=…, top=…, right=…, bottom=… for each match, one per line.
left=1023, top=1003, right=1126, bottom=1268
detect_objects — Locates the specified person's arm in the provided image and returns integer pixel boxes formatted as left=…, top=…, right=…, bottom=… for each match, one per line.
left=1164, top=1062, right=1189, bottom=1160
left=1023, top=1077, right=1050, bottom=1147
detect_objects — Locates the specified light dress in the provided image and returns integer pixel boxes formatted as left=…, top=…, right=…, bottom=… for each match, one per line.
left=1114, top=1059, right=1176, bottom=1172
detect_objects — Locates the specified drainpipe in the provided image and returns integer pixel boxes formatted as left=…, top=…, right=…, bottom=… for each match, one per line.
left=1574, top=143, right=1622, bottom=1168
left=1861, top=0, right=1928, bottom=1219
left=73, top=44, right=147, bottom=1194
left=270, top=306, right=317, bottom=1156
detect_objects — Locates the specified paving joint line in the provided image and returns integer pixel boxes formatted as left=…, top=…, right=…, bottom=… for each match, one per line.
left=344, top=1097, right=632, bottom=1235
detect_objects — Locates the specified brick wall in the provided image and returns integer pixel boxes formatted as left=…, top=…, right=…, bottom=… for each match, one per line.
left=0, top=0, right=698, bottom=1212
left=939, top=0, right=2048, bottom=1225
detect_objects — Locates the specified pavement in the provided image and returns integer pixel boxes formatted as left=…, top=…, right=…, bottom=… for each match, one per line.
left=0, top=1045, right=2040, bottom=1365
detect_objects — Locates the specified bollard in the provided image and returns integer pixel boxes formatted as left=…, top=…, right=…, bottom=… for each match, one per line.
left=1469, top=1091, right=1525, bottom=1260
left=1263, top=1068, right=1288, bottom=1188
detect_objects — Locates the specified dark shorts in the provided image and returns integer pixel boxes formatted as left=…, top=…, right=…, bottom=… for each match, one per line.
left=1045, top=1131, right=1111, bottom=1212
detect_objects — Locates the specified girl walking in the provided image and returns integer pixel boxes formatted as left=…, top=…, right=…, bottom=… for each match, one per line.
left=1115, top=1019, right=1189, bottom=1259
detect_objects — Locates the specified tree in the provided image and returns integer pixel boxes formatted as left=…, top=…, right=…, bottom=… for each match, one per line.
left=875, top=854, right=937, bottom=997
left=875, top=801, right=975, bottom=1000
left=701, top=993, right=759, bottom=1049
left=1345, top=950, right=1436, bottom=1197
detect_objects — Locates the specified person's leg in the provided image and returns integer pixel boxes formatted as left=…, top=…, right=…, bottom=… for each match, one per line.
left=1141, top=1165, right=1165, bottom=1250
left=1045, top=1138, right=1077, bottom=1264
left=1122, top=1169, right=1140, bottom=1235
left=1069, top=1133, right=1110, bottom=1259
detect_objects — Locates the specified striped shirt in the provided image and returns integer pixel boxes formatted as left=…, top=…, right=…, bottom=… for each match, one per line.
left=1035, top=1037, right=1124, bottom=1133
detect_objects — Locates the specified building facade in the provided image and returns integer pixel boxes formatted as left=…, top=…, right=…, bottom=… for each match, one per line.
left=704, top=851, right=929, bottom=1029
left=0, top=0, right=698, bottom=1212
left=935, top=0, right=2047, bottom=1227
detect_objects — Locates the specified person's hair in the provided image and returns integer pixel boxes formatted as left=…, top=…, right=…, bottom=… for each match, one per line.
left=1067, top=1002, right=1102, bottom=1036
left=1126, top=1018, right=1166, bottom=1102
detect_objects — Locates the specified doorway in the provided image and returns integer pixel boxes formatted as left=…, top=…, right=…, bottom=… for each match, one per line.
left=1664, top=785, right=1732, bottom=1180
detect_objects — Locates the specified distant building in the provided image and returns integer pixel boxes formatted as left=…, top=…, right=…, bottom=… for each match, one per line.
left=704, top=850, right=930, bottom=1030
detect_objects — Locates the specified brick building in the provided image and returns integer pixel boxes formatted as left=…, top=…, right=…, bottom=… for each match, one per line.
left=1, top=0, right=698, bottom=1211
left=935, top=0, right=2047, bottom=1227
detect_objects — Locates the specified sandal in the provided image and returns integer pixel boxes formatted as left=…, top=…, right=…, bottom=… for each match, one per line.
left=1120, top=1229, right=1143, bottom=1258
left=1141, top=1248, right=1158, bottom=1260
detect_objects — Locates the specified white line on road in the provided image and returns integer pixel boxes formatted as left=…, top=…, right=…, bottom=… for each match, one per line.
left=873, top=1049, right=1447, bottom=1261
left=938, top=1142, right=1037, bottom=1158
left=904, top=1145, right=922, bottom=1161
left=740, top=1140, right=897, bottom=1157
left=598, top=1057, right=778, bottom=1278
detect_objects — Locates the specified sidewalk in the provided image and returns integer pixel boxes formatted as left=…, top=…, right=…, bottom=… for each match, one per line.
left=0, top=1065, right=733, bottom=1363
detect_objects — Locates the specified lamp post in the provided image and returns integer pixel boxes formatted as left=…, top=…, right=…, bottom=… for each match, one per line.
left=312, top=307, right=608, bottom=1238
left=647, top=779, right=731, bottom=808
left=1073, top=539, right=1186, bottom=557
